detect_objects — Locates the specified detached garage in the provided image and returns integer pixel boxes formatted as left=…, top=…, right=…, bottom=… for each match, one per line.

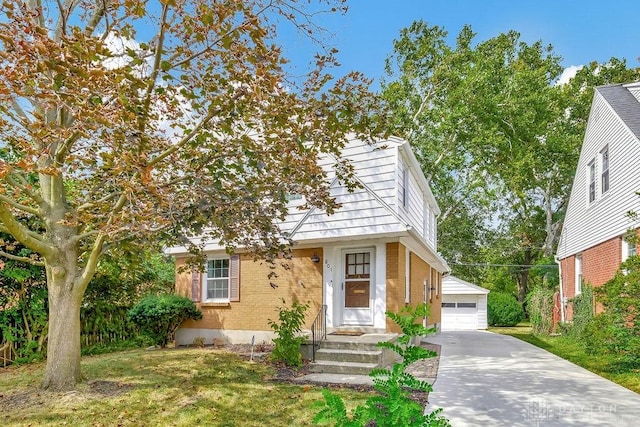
left=441, top=276, right=489, bottom=331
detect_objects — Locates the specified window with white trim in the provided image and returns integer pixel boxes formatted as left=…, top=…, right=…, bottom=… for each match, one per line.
left=400, top=166, right=409, bottom=209
left=600, top=146, right=609, bottom=194
left=205, top=258, right=230, bottom=301
left=622, top=236, right=637, bottom=263
left=575, top=254, right=583, bottom=295
left=587, top=159, right=596, bottom=203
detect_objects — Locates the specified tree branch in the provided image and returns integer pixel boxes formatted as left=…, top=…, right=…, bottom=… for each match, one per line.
left=0, top=194, right=41, bottom=217
left=0, top=250, right=44, bottom=266
left=148, top=109, right=216, bottom=167
left=53, top=0, right=81, bottom=41
left=0, top=204, right=53, bottom=257
left=5, top=173, right=45, bottom=206
left=84, top=0, right=109, bottom=36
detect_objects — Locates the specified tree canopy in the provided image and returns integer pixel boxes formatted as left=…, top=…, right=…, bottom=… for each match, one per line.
left=0, top=0, right=382, bottom=390
left=382, top=20, right=640, bottom=301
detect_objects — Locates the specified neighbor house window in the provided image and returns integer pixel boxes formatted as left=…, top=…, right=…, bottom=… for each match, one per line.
left=575, top=254, right=583, bottom=295
left=622, top=236, right=637, bottom=263
left=601, top=146, right=609, bottom=194
left=588, top=159, right=596, bottom=203
left=205, top=258, right=230, bottom=301
left=286, top=193, right=303, bottom=202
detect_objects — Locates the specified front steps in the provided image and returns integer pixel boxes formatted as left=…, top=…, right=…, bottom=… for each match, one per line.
left=307, top=334, right=397, bottom=376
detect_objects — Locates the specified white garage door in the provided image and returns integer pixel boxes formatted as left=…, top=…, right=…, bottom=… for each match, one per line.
left=442, top=295, right=479, bottom=331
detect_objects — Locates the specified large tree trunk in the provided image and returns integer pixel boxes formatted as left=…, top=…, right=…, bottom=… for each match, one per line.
left=41, top=265, right=84, bottom=391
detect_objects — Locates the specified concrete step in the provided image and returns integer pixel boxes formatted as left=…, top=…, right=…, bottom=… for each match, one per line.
left=319, top=340, right=384, bottom=351
left=309, top=360, right=378, bottom=375
left=314, top=348, right=383, bottom=364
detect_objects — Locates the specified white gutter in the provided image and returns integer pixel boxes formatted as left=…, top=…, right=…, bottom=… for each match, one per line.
left=555, top=255, right=565, bottom=323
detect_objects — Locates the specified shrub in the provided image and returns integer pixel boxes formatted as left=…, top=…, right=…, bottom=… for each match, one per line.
left=582, top=256, right=640, bottom=367
left=128, top=294, right=202, bottom=347
left=568, top=284, right=593, bottom=339
left=268, top=299, right=309, bottom=367
left=526, top=286, right=554, bottom=335
left=487, top=292, right=524, bottom=327
left=314, top=304, right=450, bottom=426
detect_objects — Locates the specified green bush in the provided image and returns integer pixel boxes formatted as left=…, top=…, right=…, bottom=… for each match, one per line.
left=268, top=299, right=310, bottom=367
left=582, top=256, right=640, bottom=367
left=568, top=284, right=593, bottom=339
left=526, top=286, right=554, bottom=335
left=128, top=294, right=202, bottom=347
left=487, top=292, right=524, bottom=327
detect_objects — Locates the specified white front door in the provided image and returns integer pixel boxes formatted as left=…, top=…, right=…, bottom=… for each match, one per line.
left=341, top=249, right=374, bottom=326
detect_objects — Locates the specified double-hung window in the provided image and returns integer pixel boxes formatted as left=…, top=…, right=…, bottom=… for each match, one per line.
left=400, top=166, right=409, bottom=209
left=587, top=159, right=596, bottom=203
left=205, top=258, right=230, bottom=302
left=575, top=254, right=583, bottom=295
left=601, top=146, right=610, bottom=194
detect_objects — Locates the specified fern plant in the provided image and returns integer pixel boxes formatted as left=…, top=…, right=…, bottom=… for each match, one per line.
left=314, top=304, right=450, bottom=426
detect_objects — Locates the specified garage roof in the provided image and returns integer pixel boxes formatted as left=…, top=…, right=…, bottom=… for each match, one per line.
left=442, top=275, right=490, bottom=295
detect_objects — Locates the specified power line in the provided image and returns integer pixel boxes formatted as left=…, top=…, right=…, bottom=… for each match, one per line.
left=450, top=262, right=558, bottom=268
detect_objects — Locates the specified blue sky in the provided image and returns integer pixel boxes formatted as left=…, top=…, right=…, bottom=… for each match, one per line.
left=279, top=0, right=640, bottom=88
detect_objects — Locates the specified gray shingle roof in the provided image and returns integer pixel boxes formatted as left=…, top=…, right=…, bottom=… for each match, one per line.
left=597, top=84, right=640, bottom=141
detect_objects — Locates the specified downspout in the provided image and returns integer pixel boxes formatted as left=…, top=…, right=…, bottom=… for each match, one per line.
left=555, top=256, right=565, bottom=323
left=405, top=250, right=411, bottom=303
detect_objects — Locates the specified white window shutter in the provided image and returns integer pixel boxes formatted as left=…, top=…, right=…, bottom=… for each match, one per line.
left=191, top=268, right=201, bottom=302
left=229, top=255, right=240, bottom=302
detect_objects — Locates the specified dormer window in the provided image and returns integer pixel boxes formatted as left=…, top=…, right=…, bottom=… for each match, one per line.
left=600, top=146, right=609, bottom=194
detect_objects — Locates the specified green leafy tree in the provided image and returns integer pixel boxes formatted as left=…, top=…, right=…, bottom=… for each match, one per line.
left=0, top=1, right=382, bottom=390
left=0, top=238, right=48, bottom=363
left=382, top=20, right=640, bottom=302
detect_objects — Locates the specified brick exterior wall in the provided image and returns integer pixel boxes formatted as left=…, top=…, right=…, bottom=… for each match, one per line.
left=175, top=248, right=323, bottom=332
left=385, top=242, right=442, bottom=332
left=385, top=242, right=402, bottom=331
left=559, top=232, right=639, bottom=321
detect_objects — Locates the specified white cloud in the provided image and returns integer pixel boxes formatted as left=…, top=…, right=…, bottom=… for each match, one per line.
left=555, top=65, right=583, bottom=86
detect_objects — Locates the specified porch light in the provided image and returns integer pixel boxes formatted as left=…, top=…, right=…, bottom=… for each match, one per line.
left=311, top=252, right=320, bottom=263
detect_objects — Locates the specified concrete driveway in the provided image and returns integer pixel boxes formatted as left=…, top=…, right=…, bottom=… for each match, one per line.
left=425, top=331, right=640, bottom=427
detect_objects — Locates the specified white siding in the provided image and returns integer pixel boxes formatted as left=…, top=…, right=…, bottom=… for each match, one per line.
left=287, top=137, right=404, bottom=241
left=557, top=90, right=640, bottom=259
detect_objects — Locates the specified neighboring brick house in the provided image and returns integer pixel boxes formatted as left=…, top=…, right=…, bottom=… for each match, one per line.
left=167, top=136, right=450, bottom=345
left=556, top=83, right=640, bottom=322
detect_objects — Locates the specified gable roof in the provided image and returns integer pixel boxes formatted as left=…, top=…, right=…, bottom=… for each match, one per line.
left=597, top=84, right=640, bottom=141
left=556, top=82, right=640, bottom=260
left=442, top=275, right=490, bottom=295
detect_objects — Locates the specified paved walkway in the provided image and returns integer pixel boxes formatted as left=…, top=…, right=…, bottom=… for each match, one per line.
left=425, top=331, right=640, bottom=427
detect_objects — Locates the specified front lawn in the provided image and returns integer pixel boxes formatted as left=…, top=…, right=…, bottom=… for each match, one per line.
left=490, top=324, right=640, bottom=394
left=0, top=348, right=370, bottom=426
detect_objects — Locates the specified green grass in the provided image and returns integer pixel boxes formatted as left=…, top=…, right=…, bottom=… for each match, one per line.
left=490, top=323, right=640, bottom=394
left=0, top=348, right=371, bottom=426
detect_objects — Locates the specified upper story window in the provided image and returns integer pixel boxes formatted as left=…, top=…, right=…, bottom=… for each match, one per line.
left=286, top=193, right=303, bottom=202
left=400, top=166, right=409, bottom=209
left=587, top=159, right=596, bottom=203
left=600, top=146, right=609, bottom=194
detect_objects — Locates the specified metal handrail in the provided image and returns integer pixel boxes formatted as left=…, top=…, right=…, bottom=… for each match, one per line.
left=310, top=304, right=327, bottom=361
